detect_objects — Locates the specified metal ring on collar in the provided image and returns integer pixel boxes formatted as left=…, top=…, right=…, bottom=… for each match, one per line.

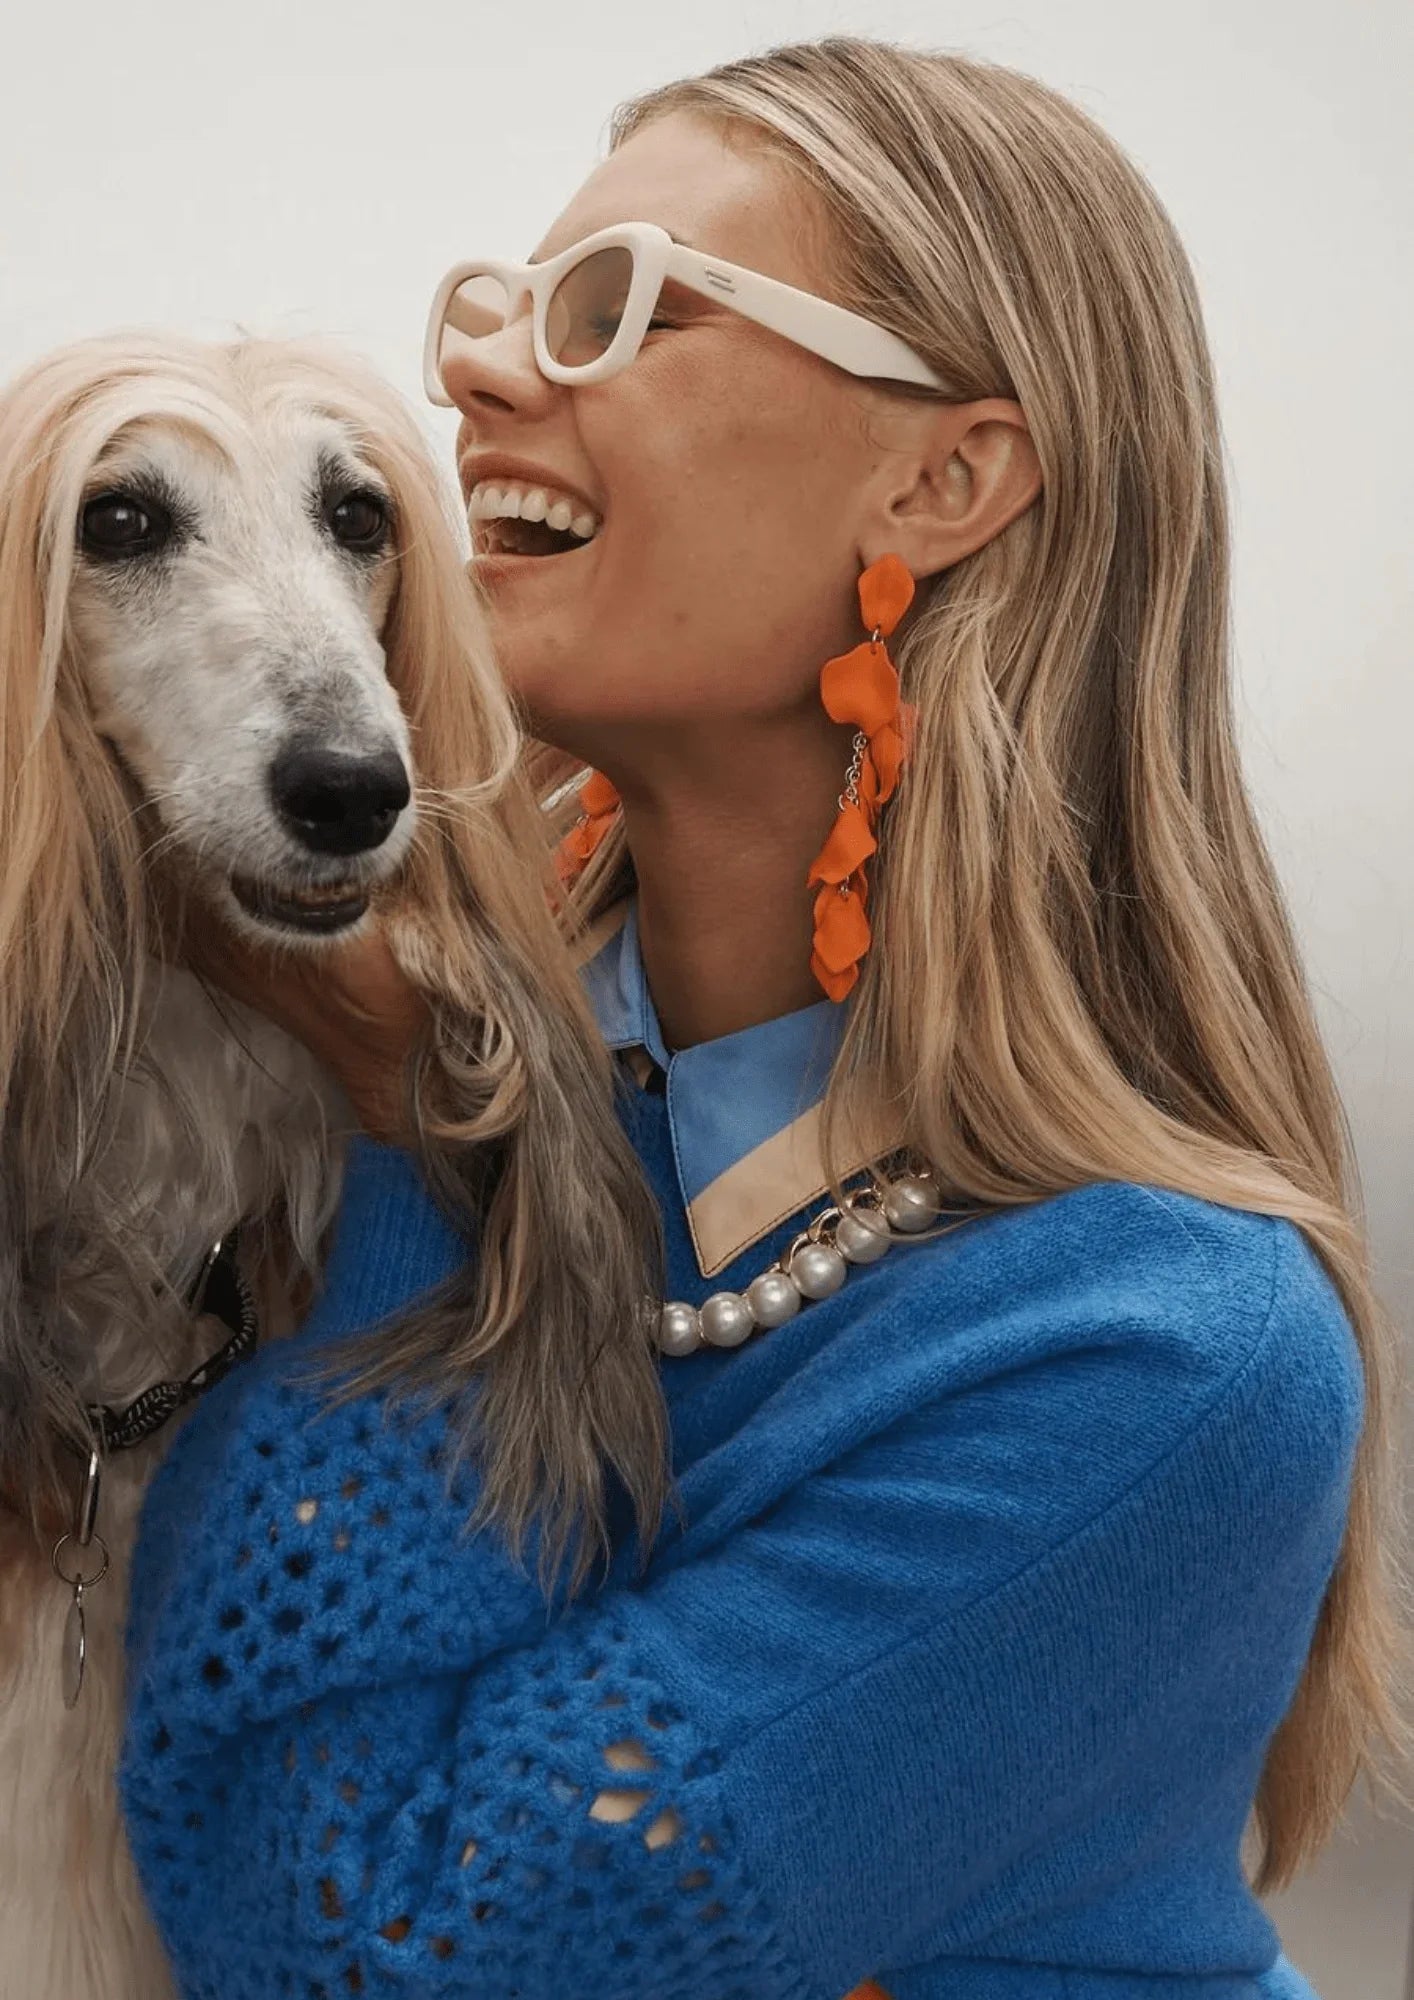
left=52, top=1532, right=111, bottom=1592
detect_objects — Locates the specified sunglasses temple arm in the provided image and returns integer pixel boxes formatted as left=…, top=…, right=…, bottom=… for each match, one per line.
left=667, top=252, right=944, bottom=389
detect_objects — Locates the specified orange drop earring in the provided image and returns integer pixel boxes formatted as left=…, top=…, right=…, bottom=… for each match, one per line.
left=806, top=553, right=916, bottom=1002
left=555, top=768, right=622, bottom=885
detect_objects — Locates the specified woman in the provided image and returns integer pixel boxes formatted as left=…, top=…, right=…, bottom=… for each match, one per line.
left=119, top=37, right=1407, bottom=2000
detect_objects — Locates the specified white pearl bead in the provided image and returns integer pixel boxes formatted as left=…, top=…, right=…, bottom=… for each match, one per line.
left=698, top=1292, right=755, bottom=1349
left=657, top=1302, right=702, bottom=1357
left=745, top=1270, right=801, bottom=1329
left=789, top=1241, right=848, bottom=1300
left=882, top=1175, right=939, bottom=1234
left=835, top=1207, right=893, bottom=1264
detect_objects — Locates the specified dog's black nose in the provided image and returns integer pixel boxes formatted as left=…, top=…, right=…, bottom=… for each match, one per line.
left=269, top=745, right=411, bottom=856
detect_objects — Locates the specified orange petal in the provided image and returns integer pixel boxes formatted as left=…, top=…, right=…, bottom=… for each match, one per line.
left=812, top=877, right=868, bottom=932
left=571, top=814, right=613, bottom=863
left=857, top=754, right=879, bottom=813
left=810, top=950, right=859, bottom=1003
left=806, top=800, right=877, bottom=888
left=811, top=879, right=872, bottom=974
left=858, top=553, right=915, bottom=638
left=868, top=723, right=905, bottom=803
left=555, top=830, right=592, bottom=883
left=819, top=640, right=899, bottom=738
left=579, top=769, right=620, bottom=817
left=556, top=792, right=619, bottom=881
left=817, top=641, right=872, bottom=724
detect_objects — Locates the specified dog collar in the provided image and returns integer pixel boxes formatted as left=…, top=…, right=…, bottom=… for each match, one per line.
left=84, top=1230, right=258, bottom=1454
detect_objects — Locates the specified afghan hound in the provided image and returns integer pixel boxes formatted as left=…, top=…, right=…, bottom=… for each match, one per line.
left=0, top=334, right=665, bottom=2000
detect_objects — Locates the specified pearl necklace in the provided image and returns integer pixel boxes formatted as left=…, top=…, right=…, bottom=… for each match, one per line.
left=655, top=1166, right=941, bottom=1357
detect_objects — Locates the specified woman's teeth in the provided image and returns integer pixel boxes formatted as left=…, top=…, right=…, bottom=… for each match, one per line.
left=469, top=479, right=599, bottom=549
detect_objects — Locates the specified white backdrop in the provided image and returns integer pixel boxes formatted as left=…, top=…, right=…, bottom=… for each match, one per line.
left=2, top=2, right=1410, bottom=1992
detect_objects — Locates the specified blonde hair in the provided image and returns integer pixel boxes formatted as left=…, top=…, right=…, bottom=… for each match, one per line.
left=0, top=333, right=669, bottom=1599
left=542, top=38, right=1411, bottom=1889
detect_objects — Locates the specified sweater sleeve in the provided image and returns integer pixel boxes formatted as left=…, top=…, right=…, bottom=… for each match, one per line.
left=123, top=1217, right=1362, bottom=2000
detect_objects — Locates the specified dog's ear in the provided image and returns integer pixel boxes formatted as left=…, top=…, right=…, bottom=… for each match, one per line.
left=289, top=389, right=672, bottom=1599
left=432, top=855, right=673, bottom=1596
left=0, top=1173, right=85, bottom=1537
left=0, top=351, right=150, bottom=1151
left=0, top=1180, right=36, bottom=1511
left=0, top=351, right=158, bottom=1533
left=320, top=825, right=674, bottom=1611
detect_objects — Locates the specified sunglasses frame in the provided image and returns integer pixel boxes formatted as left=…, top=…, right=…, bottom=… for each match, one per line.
left=422, top=219, right=945, bottom=403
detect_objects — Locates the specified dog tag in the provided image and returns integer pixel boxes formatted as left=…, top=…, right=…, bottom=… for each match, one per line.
left=62, top=1582, right=87, bottom=1711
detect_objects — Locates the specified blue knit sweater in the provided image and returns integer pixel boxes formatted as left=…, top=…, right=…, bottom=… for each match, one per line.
left=121, top=1092, right=1359, bottom=1999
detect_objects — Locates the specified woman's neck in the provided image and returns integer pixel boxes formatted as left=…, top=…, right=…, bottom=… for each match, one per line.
left=616, top=710, right=852, bottom=1051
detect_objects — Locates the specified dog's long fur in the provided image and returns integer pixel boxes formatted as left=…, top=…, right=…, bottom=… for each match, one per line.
left=0, top=335, right=668, bottom=1999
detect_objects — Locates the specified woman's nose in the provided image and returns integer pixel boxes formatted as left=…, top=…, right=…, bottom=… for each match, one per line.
left=440, top=316, right=553, bottom=418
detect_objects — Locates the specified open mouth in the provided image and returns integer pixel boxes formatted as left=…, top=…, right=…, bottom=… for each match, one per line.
left=229, top=872, right=370, bottom=935
left=473, top=517, right=592, bottom=560
left=467, top=478, right=601, bottom=563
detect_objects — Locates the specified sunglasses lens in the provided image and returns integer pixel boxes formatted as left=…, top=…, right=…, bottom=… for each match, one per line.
left=437, top=274, right=512, bottom=382
left=545, top=246, right=635, bottom=368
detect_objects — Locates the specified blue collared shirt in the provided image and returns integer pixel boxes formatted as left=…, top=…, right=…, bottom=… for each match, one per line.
left=580, top=902, right=850, bottom=1276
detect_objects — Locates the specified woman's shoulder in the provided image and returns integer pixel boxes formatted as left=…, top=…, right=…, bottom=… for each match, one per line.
left=647, top=1180, right=1364, bottom=1696
left=842, top=1179, right=1363, bottom=1474
left=894, top=1178, right=1346, bottom=1342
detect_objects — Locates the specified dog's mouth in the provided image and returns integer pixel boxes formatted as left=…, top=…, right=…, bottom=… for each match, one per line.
left=228, top=872, right=370, bottom=936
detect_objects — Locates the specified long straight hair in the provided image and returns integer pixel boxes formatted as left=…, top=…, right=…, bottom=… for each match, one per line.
left=540, top=39, right=1411, bottom=1891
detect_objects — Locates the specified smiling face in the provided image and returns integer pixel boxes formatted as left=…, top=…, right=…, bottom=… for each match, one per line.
left=66, top=406, right=418, bottom=944
left=444, top=110, right=908, bottom=766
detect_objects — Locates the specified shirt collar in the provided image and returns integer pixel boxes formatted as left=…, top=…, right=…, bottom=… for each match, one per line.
left=581, top=902, right=887, bottom=1277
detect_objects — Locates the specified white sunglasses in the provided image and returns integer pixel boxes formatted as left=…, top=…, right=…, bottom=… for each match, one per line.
left=422, top=219, right=945, bottom=402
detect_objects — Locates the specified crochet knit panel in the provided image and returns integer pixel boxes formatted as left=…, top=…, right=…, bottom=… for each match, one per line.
left=124, top=1371, right=558, bottom=1726
left=122, top=1362, right=812, bottom=1999
left=130, top=1594, right=810, bottom=2000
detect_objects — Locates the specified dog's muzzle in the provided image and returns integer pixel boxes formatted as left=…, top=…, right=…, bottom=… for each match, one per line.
left=224, top=741, right=413, bottom=937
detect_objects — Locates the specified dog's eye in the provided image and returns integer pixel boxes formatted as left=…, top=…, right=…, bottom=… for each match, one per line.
left=327, top=490, right=391, bottom=554
left=80, top=491, right=173, bottom=559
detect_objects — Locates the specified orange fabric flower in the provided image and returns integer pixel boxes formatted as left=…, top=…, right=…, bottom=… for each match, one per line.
left=805, top=556, right=916, bottom=1001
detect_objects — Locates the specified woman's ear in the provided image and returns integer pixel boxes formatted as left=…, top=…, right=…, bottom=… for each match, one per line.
left=860, top=396, right=1041, bottom=581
